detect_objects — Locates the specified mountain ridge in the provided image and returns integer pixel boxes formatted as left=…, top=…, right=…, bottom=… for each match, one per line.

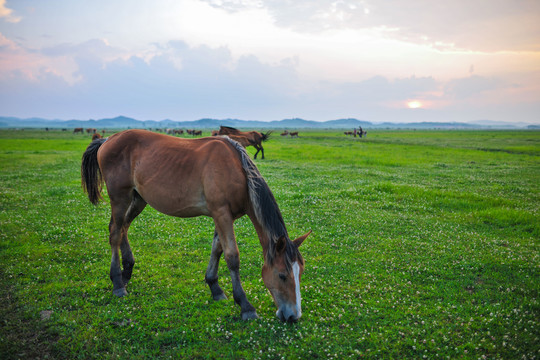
left=0, top=116, right=535, bottom=129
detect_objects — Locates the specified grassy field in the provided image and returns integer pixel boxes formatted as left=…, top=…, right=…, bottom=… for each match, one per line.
left=0, top=128, right=538, bottom=359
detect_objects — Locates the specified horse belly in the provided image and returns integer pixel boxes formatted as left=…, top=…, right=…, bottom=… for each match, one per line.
left=138, top=186, right=210, bottom=218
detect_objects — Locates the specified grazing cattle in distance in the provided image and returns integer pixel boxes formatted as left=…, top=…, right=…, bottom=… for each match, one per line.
left=218, top=126, right=271, bottom=159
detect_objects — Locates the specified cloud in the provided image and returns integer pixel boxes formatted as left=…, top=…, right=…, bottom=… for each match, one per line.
left=444, top=75, right=506, bottom=100
left=201, top=0, right=540, bottom=52
left=0, top=0, right=21, bottom=23
left=0, top=38, right=301, bottom=119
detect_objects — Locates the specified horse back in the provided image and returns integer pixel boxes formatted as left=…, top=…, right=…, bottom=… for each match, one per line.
left=97, top=129, right=249, bottom=218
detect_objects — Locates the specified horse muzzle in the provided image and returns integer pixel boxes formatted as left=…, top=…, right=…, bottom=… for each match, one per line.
left=276, top=304, right=301, bottom=322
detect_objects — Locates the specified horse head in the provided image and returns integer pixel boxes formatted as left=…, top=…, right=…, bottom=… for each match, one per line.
left=261, top=230, right=311, bottom=322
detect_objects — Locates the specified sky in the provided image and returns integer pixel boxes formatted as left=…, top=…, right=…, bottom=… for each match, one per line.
left=0, top=0, right=539, bottom=123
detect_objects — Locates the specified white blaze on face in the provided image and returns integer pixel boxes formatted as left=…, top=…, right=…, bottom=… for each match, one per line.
left=292, top=261, right=302, bottom=317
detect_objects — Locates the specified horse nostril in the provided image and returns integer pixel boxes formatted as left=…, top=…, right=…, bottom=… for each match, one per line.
left=277, top=307, right=300, bottom=322
left=286, top=314, right=298, bottom=323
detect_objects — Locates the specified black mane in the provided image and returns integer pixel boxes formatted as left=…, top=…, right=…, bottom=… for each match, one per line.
left=224, top=137, right=300, bottom=269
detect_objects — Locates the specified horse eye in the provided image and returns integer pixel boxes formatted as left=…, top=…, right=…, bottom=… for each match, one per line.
left=279, top=273, right=287, bottom=281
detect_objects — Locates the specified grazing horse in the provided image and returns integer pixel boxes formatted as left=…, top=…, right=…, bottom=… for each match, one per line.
left=289, top=132, right=299, bottom=138
left=91, top=133, right=102, bottom=141
left=73, top=128, right=84, bottom=134
left=218, top=126, right=271, bottom=159
left=81, top=130, right=310, bottom=322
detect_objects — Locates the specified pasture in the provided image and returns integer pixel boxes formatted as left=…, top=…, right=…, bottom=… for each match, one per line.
left=0, top=129, right=538, bottom=359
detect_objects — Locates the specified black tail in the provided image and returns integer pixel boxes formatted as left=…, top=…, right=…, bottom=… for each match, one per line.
left=261, top=131, right=272, bottom=142
left=81, top=138, right=106, bottom=205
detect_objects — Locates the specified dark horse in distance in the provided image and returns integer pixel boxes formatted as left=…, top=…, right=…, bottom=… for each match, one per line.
left=81, top=130, right=310, bottom=321
left=217, top=126, right=271, bottom=159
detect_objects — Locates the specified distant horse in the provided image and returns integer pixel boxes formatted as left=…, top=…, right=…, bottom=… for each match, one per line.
left=81, top=130, right=310, bottom=322
left=92, top=133, right=102, bottom=141
left=218, top=126, right=271, bottom=159
left=225, top=134, right=252, bottom=148
left=73, top=128, right=84, bottom=134
left=280, top=130, right=289, bottom=136
left=289, top=132, right=299, bottom=138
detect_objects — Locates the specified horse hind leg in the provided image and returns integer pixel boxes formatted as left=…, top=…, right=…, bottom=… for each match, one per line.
left=109, top=190, right=146, bottom=297
left=253, top=144, right=262, bottom=159
left=205, top=230, right=227, bottom=301
left=120, top=191, right=147, bottom=287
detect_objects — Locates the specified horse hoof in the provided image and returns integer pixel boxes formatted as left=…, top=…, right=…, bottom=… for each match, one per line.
left=113, top=288, right=128, bottom=297
left=241, top=311, right=258, bottom=320
left=213, top=293, right=227, bottom=301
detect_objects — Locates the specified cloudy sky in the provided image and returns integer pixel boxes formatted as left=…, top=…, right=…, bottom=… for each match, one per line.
left=1, top=0, right=539, bottom=123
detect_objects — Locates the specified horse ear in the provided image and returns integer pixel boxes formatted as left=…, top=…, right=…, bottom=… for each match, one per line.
left=276, top=236, right=287, bottom=254
left=293, top=230, right=311, bottom=248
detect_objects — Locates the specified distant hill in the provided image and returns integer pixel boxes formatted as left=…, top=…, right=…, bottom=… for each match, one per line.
left=0, top=116, right=372, bottom=129
left=0, top=116, right=535, bottom=129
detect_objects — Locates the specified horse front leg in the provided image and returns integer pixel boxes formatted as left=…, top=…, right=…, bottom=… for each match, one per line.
left=226, top=251, right=258, bottom=320
left=205, top=230, right=227, bottom=301
left=214, top=212, right=258, bottom=320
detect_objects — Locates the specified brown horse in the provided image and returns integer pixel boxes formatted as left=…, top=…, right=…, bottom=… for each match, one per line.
left=91, top=133, right=102, bottom=141
left=218, top=126, right=271, bottom=159
left=225, top=134, right=252, bottom=149
left=81, top=130, right=310, bottom=321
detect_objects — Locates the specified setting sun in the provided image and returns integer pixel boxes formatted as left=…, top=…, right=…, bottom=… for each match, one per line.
left=407, top=100, right=422, bottom=109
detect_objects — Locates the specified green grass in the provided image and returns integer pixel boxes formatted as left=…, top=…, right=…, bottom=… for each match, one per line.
left=1, top=129, right=539, bottom=359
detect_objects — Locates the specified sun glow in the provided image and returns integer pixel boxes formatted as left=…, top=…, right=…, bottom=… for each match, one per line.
left=407, top=100, right=423, bottom=109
